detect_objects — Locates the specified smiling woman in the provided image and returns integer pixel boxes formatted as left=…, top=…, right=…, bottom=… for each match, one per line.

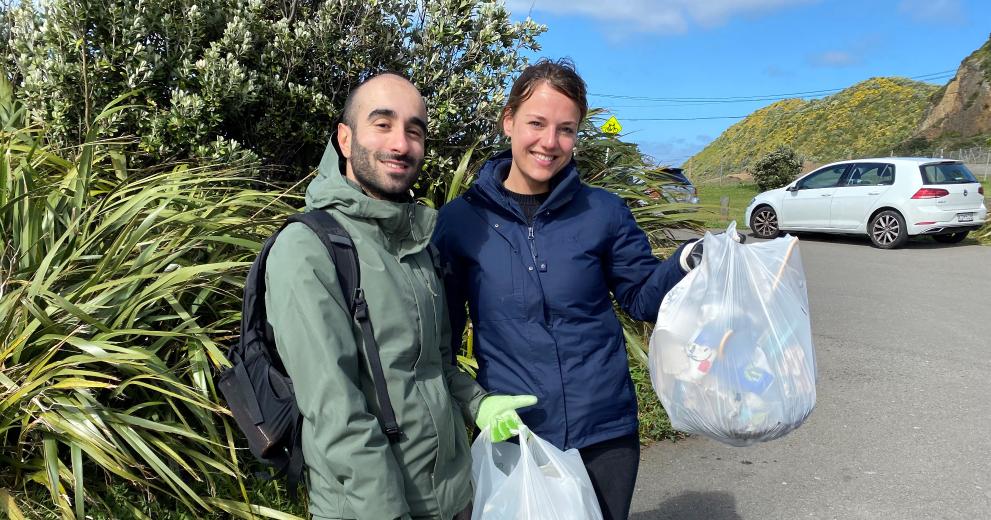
left=432, top=58, right=699, bottom=520
left=500, top=64, right=586, bottom=194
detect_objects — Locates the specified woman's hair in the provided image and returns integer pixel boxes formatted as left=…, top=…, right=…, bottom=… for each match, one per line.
left=502, top=58, right=588, bottom=123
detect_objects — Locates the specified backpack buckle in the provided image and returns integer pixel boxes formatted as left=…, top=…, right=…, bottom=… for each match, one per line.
left=383, top=425, right=404, bottom=444
left=352, top=288, right=369, bottom=319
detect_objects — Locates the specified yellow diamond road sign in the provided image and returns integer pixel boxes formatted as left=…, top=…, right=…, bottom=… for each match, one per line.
left=600, top=116, right=622, bottom=135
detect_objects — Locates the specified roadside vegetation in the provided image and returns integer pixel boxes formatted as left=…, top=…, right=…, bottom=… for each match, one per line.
left=752, top=147, right=802, bottom=192
left=979, top=178, right=991, bottom=244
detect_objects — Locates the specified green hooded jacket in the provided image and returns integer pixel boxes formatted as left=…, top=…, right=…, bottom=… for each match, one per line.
left=265, top=141, right=487, bottom=519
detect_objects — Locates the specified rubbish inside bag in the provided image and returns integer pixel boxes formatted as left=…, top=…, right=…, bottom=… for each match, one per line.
left=649, top=222, right=817, bottom=446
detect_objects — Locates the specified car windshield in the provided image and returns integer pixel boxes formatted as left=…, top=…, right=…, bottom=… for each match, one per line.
left=919, top=162, right=978, bottom=184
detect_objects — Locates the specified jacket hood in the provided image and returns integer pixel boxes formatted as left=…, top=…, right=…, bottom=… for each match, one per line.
left=469, top=149, right=582, bottom=221
left=305, top=136, right=435, bottom=248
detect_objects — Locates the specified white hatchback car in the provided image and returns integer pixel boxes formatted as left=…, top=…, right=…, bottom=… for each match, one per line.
left=744, top=158, right=987, bottom=248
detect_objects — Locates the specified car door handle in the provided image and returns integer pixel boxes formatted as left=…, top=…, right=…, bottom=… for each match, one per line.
left=821, top=194, right=832, bottom=197
left=868, top=192, right=880, bottom=195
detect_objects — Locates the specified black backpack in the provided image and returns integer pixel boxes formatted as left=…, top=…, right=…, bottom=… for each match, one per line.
left=218, top=210, right=403, bottom=490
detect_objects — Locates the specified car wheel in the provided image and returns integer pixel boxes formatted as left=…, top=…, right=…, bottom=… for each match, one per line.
left=932, top=231, right=969, bottom=244
left=750, top=206, right=779, bottom=239
left=868, top=210, right=907, bottom=249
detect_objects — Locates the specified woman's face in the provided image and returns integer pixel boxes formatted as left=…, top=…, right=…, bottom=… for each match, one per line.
left=502, top=82, right=581, bottom=194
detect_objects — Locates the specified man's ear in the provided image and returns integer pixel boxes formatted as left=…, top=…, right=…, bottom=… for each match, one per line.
left=337, top=122, right=352, bottom=158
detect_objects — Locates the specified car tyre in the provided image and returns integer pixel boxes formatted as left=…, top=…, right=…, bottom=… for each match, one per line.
left=932, top=231, right=969, bottom=244
left=749, top=206, right=779, bottom=239
left=868, top=210, right=908, bottom=249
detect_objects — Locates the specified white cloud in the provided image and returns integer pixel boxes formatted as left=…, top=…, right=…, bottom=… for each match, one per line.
left=507, top=0, right=817, bottom=33
left=807, top=50, right=858, bottom=67
left=898, top=0, right=964, bottom=23
left=805, top=35, right=879, bottom=68
left=763, top=65, right=794, bottom=78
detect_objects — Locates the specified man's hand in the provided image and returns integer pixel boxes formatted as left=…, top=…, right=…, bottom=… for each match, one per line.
left=475, top=395, right=538, bottom=442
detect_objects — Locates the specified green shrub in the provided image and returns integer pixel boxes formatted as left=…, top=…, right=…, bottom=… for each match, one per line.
left=751, top=146, right=801, bottom=191
left=0, top=0, right=543, bottom=184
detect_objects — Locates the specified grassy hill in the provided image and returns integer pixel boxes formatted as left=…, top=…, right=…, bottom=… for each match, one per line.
left=685, top=77, right=939, bottom=180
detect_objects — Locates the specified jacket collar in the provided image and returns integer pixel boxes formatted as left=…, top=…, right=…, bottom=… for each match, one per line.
left=469, top=149, right=582, bottom=222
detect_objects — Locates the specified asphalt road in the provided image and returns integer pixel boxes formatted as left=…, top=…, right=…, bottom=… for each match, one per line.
left=631, top=232, right=991, bottom=520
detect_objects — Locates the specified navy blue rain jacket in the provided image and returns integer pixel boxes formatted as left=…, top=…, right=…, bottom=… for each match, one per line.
left=432, top=150, right=690, bottom=450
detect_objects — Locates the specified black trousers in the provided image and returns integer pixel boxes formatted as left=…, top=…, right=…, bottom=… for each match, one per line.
left=579, top=433, right=641, bottom=520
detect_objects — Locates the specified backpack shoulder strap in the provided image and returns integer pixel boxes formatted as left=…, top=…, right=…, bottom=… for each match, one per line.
left=286, top=211, right=359, bottom=312
left=286, top=210, right=404, bottom=444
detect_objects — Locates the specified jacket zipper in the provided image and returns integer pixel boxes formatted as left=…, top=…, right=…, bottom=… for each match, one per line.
left=527, top=226, right=539, bottom=268
left=407, top=203, right=419, bottom=243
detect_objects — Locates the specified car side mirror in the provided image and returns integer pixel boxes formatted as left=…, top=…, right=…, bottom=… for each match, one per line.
left=786, top=185, right=798, bottom=192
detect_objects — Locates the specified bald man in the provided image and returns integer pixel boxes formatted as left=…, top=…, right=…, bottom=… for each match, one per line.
left=264, top=73, right=485, bottom=520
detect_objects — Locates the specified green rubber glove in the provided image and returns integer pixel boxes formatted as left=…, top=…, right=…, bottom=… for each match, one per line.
left=475, top=394, right=538, bottom=442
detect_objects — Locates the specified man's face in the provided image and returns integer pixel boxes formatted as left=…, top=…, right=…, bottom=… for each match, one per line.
left=338, top=75, right=427, bottom=201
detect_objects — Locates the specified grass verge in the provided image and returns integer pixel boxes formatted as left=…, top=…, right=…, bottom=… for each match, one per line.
left=694, top=181, right=760, bottom=230
left=632, top=354, right=686, bottom=445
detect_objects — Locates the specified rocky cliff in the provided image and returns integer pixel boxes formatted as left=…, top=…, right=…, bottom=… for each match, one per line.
left=916, top=34, right=991, bottom=140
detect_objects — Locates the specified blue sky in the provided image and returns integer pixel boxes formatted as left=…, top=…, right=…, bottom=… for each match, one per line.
left=506, top=0, right=991, bottom=169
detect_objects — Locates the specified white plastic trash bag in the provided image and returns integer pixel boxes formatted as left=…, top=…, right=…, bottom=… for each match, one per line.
left=649, top=222, right=817, bottom=446
left=471, top=424, right=603, bottom=520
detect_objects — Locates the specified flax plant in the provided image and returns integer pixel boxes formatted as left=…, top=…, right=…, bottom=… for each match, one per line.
left=0, top=78, right=301, bottom=518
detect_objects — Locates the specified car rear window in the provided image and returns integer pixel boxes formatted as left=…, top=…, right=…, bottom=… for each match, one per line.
left=919, top=162, right=978, bottom=184
left=654, top=168, right=692, bottom=186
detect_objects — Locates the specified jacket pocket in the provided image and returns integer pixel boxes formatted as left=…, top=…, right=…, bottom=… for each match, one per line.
left=469, top=237, right=524, bottom=321
left=416, top=375, right=458, bottom=467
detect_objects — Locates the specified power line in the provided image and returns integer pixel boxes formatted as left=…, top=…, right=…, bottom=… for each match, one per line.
left=602, top=74, right=956, bottom=108
left=589, top=69, right=957, bottom=104
left=601, top=69, right=956, bottom=121
left=622, top=115, right=749, bottom=121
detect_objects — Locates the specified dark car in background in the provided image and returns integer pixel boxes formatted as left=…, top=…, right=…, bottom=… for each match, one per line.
left=645, top=167, right=700, bottom=205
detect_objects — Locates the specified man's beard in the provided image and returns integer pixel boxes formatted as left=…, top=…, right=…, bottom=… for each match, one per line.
left=349, top=139, right=422, bottom=202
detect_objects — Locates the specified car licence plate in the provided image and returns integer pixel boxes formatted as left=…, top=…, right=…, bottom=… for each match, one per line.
left=957, top=213, right=973, bottom=222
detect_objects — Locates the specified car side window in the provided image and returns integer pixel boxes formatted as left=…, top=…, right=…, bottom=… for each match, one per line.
left=878, top=164, right=895, bottom=185
left=843, top=163, right=891, bottom=186
left=797, top=165, right=847, bottom=189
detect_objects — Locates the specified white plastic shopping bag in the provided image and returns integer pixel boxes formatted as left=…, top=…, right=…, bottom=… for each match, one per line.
left=471, top=424, right=603, bottom=520
left=649, top=222, right=816, bottom=446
